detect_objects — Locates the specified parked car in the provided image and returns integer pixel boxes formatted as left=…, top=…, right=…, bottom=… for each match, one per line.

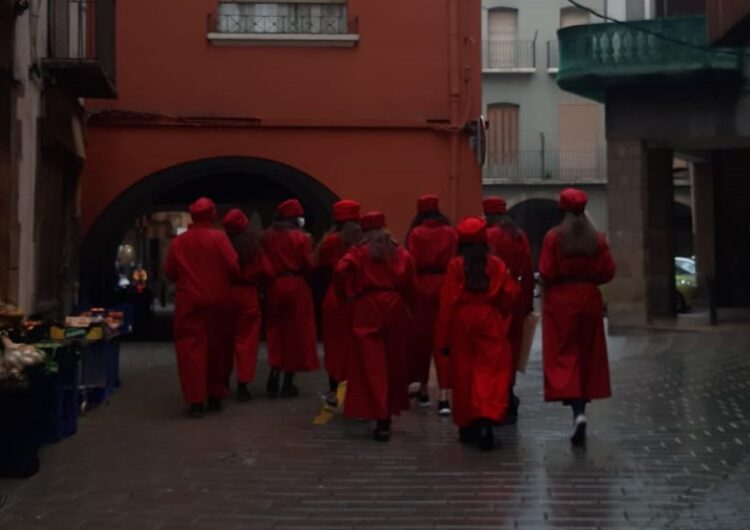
left=675, top=256, right=697, bottom=312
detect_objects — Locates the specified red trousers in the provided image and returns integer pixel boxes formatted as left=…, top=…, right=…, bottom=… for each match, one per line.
left=232, top=285, right=261, bottom=384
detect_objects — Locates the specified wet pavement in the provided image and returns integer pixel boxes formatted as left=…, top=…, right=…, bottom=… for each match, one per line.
left=2, top=330, right=750, bottom=529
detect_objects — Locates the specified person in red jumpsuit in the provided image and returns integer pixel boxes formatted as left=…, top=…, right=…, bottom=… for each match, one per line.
left=406, top=194, right=457, bottom=415
left=222, top=209, right=274, bottom=402
left=435, top=217, right=519, bottom=451
left=539, top=188, right=616, bottom=447
left=165, top=197, right=239, bottom=418
left=261, top=199, right=319, bottom=397
left=483, top=196, right=534, bottom=424
left=335, top=211, right=417, bottom=442
left=316, top=200, right=362, bottom=407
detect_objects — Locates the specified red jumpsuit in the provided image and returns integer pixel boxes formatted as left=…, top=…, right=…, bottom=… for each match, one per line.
left=261, top=227, right=319, bottom=372
left=538, top=229, right=616, bottom=402
left=231, top=253, right=274, bottom=384
left=165, top=223, right=239, bottom=404
left=406, top=221, right=458, bottom=388
left=435, top=256, right=519, bottom=428
left=487, top=226, right=534, bottom=368
left=318, top=232, right=353, bottom=383
left=335, top=244, right=417, bottom=420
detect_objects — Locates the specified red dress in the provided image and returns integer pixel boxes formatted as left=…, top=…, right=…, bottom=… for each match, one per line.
left=435, top=256, right=518, bottom=428
left=165, top=223, right=239, bottom=404
left=538, top=229, right=616, bottom=402
left=406, top=221, right=458, bottom=388
left=261, top=227, right=320, bottom=372
left=487, top=226, right=534, bottom=369
left=335, top=244, right=417, bottom=420
left=231, top=253, right=274, bottom=384
left=318, top=232, right=353, bottom=383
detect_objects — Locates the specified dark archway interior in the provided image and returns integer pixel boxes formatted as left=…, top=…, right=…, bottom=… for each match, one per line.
left=673, top=202, right=693, bottom=258
left=509, top=199, right=564, bottom=268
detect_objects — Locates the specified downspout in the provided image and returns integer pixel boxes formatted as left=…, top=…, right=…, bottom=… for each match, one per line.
left=448, top=0, right=460, bottom=222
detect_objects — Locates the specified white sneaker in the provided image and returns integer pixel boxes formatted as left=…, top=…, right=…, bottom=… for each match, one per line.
left=437, top=400, right=451, bottom=416
left=570, top=414, right=587, bottom=446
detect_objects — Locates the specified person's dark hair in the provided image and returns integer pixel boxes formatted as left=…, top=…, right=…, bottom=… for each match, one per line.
left=362, top=229, right=397, bottom=261
left=228, top=228, right=262, bottom=270
left=407, top=210, right=451, bottom=239
left=558, top=211, right=599, bottom=257
left=458, top=242, right=490, bottom=293
left=485, top=212, right=520, bottom=238
left=336, top=220, right=362, bottom=248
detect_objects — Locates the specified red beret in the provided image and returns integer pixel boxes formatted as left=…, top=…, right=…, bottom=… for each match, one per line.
left=417, top=194, right=440, bottom=213
left=457, top=216, right=487, bottom=245
left=559, top=188, right=588, bottom=213
left=361, top=211, right=386, bottom=231
left=189, top=197, right=216, bottom=223
left=222, top=208, right=249, bottom=235
left=277, top=199, right=304, bottom=219
left=483, top=197, right=507, bottom=215
left=333, top=200, right=361, bottom=222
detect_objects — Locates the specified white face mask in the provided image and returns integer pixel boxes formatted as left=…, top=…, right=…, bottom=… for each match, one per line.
left=297, top=217, right=306, bottom=229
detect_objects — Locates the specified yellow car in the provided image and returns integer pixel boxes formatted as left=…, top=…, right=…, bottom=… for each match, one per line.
left=675, top=257, right=697, bottom=313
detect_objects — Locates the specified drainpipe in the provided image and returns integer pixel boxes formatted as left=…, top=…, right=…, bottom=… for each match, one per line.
left=448, top=0, right=460, bottom=222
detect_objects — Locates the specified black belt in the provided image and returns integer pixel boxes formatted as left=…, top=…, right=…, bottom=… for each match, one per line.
left=278, top=271, right=302, bottom=277
left=418, top=267, right=446, bottom=275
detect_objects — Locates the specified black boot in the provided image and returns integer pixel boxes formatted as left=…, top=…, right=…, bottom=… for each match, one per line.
left=266, top=368, right=280, bottom=397
left=280, top=372, right=299, bottom=398
left=505, top=391, right=520, bottom=425
left=237, top=382, right=251, bottom=402
left=188, top=403, right=205, bottom=418
left=207, top=397, right=223, bottom=412
left=373, top=419, right=391, bottom=442
left=476, top=420, right=495, bottom=451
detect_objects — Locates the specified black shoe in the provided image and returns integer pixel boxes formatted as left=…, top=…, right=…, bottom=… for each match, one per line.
left=188, top=403, right=204, bottom=418
left=237, top=383, right=251, bottom=402
left=206, top=397, right=223, bottom=412
left=281, top=373, right=299, bottom=398
left=458, top=427, right=476, bottom=444
left=416, top=392, right=430, bottom=408
left=437, top=400, right=451, bottom=417
left=266, top=368, right=280, bottom=397
left=477, top=425, right=495, bottom=451
left=373, top=420, right=391, bottom=442
left=570, top=415, right=587, bottom=447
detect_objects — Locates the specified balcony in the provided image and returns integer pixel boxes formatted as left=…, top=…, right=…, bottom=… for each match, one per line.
left=42, top=0, right=117, bottom=99
left=483, top=151, right=607, bottom=184
left=482, top=39, right=536, bottom=73
left=557, top=16, right=743, bottom=102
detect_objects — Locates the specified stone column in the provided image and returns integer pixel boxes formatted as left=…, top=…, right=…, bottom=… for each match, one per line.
left=690, top=161, right=715, bottom=291
left=607, top=140, right=676, bottom=331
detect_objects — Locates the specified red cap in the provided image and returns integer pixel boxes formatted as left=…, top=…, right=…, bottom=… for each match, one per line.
left=483, top=196, right=507, bottom=215
left=333, top=200, right=361, bottom=222
left=361, top=211, right=386, bottom=231
left=189, top=197, right=216, bottom=223
left=559, top=188, right=588, bottom=213
left=457, top=216, right=488, bottom=245
left=222, top=208, right=249, bottom=235
left=277, top=199, right=304, bottom=219
left=417, top=194, right=440, bottom=213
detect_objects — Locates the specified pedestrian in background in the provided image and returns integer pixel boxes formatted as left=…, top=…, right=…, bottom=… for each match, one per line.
left=222, top=208, right=274, bottom=402
left=165, top=197, right=239, bottom=418
left=262, top=199, right=319, bottom=398
left=406, top=195, right=457, bottom=415
left=316, top=200, right=362, bottom=407
left=484, top=197, right=534, bottom=424
left=539, top=188, right=616, bottom=446
left=435, top=217, right=519, bottom=451
left=335, top=212, right=416, bottom=442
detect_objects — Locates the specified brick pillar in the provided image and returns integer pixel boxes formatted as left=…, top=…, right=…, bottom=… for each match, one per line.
left=607, top=140, right=675, bottom=331
left=690, top=161, right=715, bottom=291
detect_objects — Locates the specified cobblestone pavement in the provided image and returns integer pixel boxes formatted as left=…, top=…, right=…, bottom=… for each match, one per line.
left=2, top=330, right=750, bottom=529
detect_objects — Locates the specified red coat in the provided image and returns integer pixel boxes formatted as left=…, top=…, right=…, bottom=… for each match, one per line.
left=435, top=255, right=518, bottom=428
left=165, top=223, right=239, bottom=404
left=335, top=243, right=417, bottom=420
left=487, top=226, right=534, bottom=368
left=261, top=227, right=319, bottom=372
left=539, top=229, right=616, bottom=402
left=317, top=232, right=354, bottom=383
left=406, top=221, right=457, bottom=388
left=231, top=252, right=274, bottom=384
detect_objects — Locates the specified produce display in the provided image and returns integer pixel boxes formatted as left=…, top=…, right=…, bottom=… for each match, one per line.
left=0, top=336, right=46, bottom=386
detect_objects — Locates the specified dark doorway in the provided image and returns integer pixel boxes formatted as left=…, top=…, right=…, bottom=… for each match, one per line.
left=509, top=199, right=564, bottom=268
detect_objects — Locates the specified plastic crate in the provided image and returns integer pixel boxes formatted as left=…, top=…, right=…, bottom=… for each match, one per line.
left=37, top=344, right=79, bottom=443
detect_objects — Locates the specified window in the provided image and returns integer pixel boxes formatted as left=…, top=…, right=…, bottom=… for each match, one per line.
left=217, top=2, right=347, bottom=34
left=560, top=7, right=590, bottom=28
left=487, top=104, right=519, bottom=167
left=487, top=8, right=518, bottom=69
left=655, top=0, right=705, bottom=17
left=558, top=102, right=604, bottom=181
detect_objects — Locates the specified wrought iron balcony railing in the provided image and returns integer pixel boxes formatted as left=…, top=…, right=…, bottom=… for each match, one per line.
left=483, top=39, right=536, bottom=71
left=209, top=13, right=356, bottom=35
left=43, top=0, right=116, bottom=98
left=483, top=150, right=607, bottom=184
left=547, top=40, right=559, bottom=72
left=557, top=16, right=743, bottom=101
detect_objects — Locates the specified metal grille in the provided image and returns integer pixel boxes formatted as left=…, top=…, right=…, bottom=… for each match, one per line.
left=483, top=151, right=607, bottom=184
left=483, top=40, right=536, bottom=70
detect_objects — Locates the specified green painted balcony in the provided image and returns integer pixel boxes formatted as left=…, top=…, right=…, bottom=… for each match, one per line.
left=557, top=16, right=744, bottom=102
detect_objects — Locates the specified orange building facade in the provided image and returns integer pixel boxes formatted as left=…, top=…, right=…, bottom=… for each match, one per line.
left=80, top=0, right=483, bottom=300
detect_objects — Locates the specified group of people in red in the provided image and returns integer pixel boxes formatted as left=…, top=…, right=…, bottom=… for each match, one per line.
left=165, top=187, right=615, bottom=450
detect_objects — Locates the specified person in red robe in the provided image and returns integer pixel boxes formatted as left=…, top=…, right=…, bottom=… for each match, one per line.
left=435, top=217, right=519, bottom=450
left=406, top=194, right=457, bottom=415
left=261, top=199, right=319, bottom=397
left=165, top=197, right=239, bottom=417
left=222, top=209, right=274, bottom=402
left=335, top=211, right=417, bottom=442
left=539, top=188, right=616, bottom=446
left=316, top=200, right=362, bottom=407
left=483, top=196, right=534, bottom=424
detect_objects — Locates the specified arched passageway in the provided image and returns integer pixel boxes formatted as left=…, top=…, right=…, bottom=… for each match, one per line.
left=509, top=199, right=564, bottom=267
left=673, top=201, right=693, bottom=258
